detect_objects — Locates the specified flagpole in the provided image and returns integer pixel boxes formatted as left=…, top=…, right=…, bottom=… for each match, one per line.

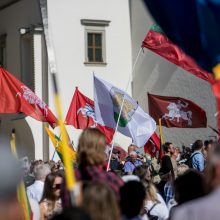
left=106, top=48, right=143, bottom=171
left=158, top=118, right=164, bottom=161
left=39, top=0, right=76, bottom=205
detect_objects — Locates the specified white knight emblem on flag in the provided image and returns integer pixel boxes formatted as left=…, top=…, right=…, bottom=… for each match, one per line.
left=162, top=100, right=192, bottom=126
left=77, top=103, right=97, bottom=128
left=16, top=86, right=48, bottom=116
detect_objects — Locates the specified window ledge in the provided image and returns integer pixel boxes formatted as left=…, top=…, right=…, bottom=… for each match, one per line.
left=84, top=62, right=107, bottom=66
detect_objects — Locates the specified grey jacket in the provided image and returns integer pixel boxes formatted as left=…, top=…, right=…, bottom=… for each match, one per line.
left=172, top=187, right=220, bottom=220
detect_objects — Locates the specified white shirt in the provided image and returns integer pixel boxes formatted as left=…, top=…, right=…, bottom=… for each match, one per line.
left=27, top=180, right=44, bottom=202
left=145, top=193, right=169, bottom=220
left=29, top=198, right=40, bottom=220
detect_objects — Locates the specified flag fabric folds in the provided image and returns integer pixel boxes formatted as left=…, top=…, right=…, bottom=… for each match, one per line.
left=0, top=67, right=57, bottom=127
left=45, top=127, right=77, bottom=162
left=142, top=25, right=216, bottom=85
left=148, top=93, right=207, bottom=128
left=143, top=0, right=220, bottom=73
left=94, top=76, right=156, bottom=147
left=65, top=87, right=114, bottom=144
left=144, top=132, right=161, bottom=158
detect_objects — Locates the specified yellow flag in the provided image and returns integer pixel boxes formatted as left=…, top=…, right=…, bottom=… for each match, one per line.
left=45, top=126, right=77, bottom=162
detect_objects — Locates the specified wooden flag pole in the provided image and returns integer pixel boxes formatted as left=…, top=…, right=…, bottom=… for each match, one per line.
left=158, top=118, right=164, bottom=144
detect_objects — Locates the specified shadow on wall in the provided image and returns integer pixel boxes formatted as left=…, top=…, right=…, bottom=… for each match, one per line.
left=133, top=50, right=177, bottom=100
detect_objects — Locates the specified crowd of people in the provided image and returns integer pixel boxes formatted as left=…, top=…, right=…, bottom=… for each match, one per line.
left=0, top=128, right=219, bottom=220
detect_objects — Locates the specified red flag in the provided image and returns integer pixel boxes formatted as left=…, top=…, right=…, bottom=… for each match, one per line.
left=144, top=132, right=161, bottom=158
left=148, top=93, right=207, bottom=128
left=0, top=67, right=57, bottom=127
left=142, top=25, right=216, bottom=85
left=65, top=87, right=114, bottom=144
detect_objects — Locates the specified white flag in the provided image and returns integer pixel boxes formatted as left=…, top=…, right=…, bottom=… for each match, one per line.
left=94, top=76, right=156, bottom=147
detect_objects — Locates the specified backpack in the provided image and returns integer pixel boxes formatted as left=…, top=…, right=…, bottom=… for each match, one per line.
left=146, top=203, right=159, bottom=220
left=186, top=152, right=200, bottom=168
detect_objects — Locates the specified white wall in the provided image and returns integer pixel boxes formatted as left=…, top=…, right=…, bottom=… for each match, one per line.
left=47, top=0, right=133, bottom=156
left=130, top=0, right=217, bottom=147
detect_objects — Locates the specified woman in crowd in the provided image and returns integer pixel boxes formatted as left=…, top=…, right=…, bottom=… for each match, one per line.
left=81, top=182, right=120, bottom=220
left=144, top=183, right=169, bottom=220
left=39, top=172, right=64, bottom=220
left=76, top=128, right=123, bottom=195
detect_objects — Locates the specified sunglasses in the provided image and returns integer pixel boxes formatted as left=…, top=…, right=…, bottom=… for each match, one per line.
left=53, top=184, right=61, bottom=190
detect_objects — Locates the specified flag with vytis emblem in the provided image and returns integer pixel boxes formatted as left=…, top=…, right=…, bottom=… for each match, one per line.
left=144, top=132, right=161, bottom=158
left=65, top=87, right=114, bottom=144
left=148, top=93, right=207, bottom=128
left=142, top=24, right=216, bottom=85
left=0, top=67, right=57, bottom=128
left=94, top=76, right=156, bottom=147
left=45, top=127, right=77, bottom=162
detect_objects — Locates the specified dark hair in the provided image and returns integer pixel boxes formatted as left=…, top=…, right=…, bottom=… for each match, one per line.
left=174, top=169, right=206, bottom=205
left=133, top=165, right=150, bottom=181
left=51, top=207, right=91, bottom=220
left=120, top=181, right=146, bottom=218
left=163, top=142, right=172, bottom=153
left=193, top=140, right=203, bottom=150
left=40, top=172, right=64, bottom=203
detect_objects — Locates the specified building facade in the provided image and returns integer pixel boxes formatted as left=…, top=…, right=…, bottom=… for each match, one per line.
left=0, top=0, right=216, bottom=160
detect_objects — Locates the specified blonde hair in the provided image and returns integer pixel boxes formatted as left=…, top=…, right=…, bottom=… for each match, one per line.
left=77, top=128, right=106, bottom=166
left=145, top=183, right=159, bottom=203
left=177, top=164, right=189, bottom=177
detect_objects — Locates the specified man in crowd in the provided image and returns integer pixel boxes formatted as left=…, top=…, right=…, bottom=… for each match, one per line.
left=124, top=151, right=142, bottom=175
left=161, top=142, right=175, bottom=178
left=172, top=142, right=220, bottom=220
left=191, top=140, right=205, bottom=172
left=27, top=163, right=51, bottom=202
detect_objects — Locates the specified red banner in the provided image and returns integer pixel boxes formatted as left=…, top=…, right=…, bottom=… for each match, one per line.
left=142, top=29, right=216, bottom=85
left=65, top=87, right=114, bottom=144
left=148, top=93, right=207, bottom=128
left=0, top=67, right=57, bottom=127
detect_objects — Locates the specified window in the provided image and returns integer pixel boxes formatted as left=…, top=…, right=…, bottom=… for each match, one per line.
left=0, top=34, right=6, bottom=68
left=81, top=19, right=110, bottom=65
left=88, top=32, right=102, bottom=62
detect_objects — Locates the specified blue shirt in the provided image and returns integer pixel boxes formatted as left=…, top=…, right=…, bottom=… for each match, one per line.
left=164, top=181, right=173, bottom=204
left=124, top=160, right=143, bottom=173
left=191, top=151, right=205, bottom=172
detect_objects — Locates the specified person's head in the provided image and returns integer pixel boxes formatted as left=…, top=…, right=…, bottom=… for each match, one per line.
left=174, top=169, right=206, bottom=205
left=128, top=144, right=137, bottom=154
left=51, top=207, right=91, bottom=220
left=41, top=172, right=64, bottom=202
left=77, top=128, right=106, bottom=166
left=145, top=182, right=159, bottom=203
left=129, top=151, right=138, bottom=162
left=206, top=142, right=220, bottom=189
left=33, top=163, right=51, bottom=181
left=111, top=149, right=120, bottom=159
left=120, top=181, right=146, bottom=218
left=81, top=182, right=120, bottom=220
left=133, top=165, right=151, bottom=184
left=177, top=164, right=189, bottom=177
left=163, top=142, right=174, bottom=155
left=193, top=140, right=203, bottom=151
left=0, top=149, right=23, bottom=220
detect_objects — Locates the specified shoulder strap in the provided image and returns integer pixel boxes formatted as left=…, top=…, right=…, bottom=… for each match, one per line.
left=147, top=202, right=158, bottom=214
left=190, top=152, right=200, bottom=159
